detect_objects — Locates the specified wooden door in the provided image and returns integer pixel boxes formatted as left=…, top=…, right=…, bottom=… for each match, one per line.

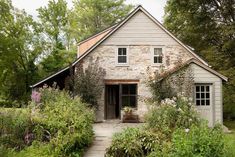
left=106, top=85, right=119, bottom=119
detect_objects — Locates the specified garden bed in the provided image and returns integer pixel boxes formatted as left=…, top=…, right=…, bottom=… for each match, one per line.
left=0, top=88, right=95, bottom=157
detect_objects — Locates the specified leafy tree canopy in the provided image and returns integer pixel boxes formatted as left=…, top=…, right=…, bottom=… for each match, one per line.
left=0, top=0, right=43, bottom=103
left=0, top=0, right=133, bottom=104
left=164, top=0, right=235, bottom=119
left=37, top=0, right=76, bottom=76
left=71, top=0, right=134, bottom=41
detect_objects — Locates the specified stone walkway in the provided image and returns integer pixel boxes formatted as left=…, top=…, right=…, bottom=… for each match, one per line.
left=83, top=120, right=142, bottom=157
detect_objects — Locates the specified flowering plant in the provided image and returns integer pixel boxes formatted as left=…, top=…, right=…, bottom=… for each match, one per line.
left=31, top=91, right=41, bottom=103
left=145, top=95, right=201, bottom=137
left=123, top=106, right=133, bottom=115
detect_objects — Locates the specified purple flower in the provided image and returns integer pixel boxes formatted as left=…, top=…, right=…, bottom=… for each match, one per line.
left=31, top=91, right=41, bottom=103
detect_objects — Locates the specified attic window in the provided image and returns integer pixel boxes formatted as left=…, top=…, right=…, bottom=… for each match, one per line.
left=117, top=47, right=128, bottom=65
left=153, top=48, right=163, bottom=64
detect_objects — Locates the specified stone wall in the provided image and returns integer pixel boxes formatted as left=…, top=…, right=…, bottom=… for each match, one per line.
left=78, top=45, right=193, bottom=121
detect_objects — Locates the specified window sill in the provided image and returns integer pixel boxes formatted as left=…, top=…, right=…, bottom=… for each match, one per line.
left=116, top=64, right=129, bottom=67
left=151, top=63, right=163, bottom=67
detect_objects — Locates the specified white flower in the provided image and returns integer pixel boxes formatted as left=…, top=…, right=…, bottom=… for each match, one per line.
left=185, top=128, right=190, bottom=133
left=177, top=108, right=182, bottom=112
left=189, top=118, right=192, bottom=122
left=182, top=96, right=188, bottom=101
left=177, top=93, right=182, bottom=97
left=189, top=97, right=193, bottom=102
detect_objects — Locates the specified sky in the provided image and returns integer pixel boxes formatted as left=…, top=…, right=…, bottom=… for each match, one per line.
left=11, top=0, right=167, bottom=23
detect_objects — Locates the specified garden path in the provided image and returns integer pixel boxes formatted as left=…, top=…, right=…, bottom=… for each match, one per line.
left=83, top=120, right=142, bottom=157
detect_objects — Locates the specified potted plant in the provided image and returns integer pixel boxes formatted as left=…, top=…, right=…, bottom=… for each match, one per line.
left=122, top=106, right=139, bottom=123
left=123, top=106, right=133, bottom=116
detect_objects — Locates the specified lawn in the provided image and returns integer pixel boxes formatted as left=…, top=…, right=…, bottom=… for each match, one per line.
left=224, top=120, right=235, bottom=156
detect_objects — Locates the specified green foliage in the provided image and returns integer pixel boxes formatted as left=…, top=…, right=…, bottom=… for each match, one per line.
left=0, top=0, right=43, bottom=103
left=0, top=108, right=32, bottom=150
left=107, top=98, right=233, bottom=156
left=147, top=66, right=194, bottom=103
left=0, top=145, right=17, bottom=157
left=37, top=0, right=76, bottom=76
left=0, top=100, right=19, bottom=108
left=164, top=0, right=235, bottom=119
left=74, top=61, right=106, bottom=108
left=224, top=134, right=235, bottom=157
left=223, top=121, right=235, bottom=157
left=145, top=96, right=200, bottom=137
left=171, top=124, right=225, bottom=157
left=30, top=87, right=95, bottom=156
left=71, top=0, right=134, bottom=40
left=0, top=0, right=133, bottom=104
left=0, top=88, right=94, bottom=156
left=106, top=127, right=159, bottom=157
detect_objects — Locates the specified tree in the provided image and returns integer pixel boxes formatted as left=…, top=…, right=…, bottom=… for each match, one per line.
left=71, top=0, right=133, bottom=41
left=37, top=0, right=76, bottom=76
left=0, top=0, right=43, bottom=103
left=164, top=0, right=235, bottom=119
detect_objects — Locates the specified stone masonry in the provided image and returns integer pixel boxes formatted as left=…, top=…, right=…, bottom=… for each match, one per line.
left=79, top=45, right=193, bottom=121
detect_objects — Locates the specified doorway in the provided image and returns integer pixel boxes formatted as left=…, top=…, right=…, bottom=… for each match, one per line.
left=105, top=85, right=120, bottom=119
left=105, top=83, right=138, bottom=120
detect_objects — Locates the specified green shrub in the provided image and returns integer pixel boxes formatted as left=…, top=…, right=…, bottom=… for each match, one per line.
left=106, top=127, right=159, bottom=157
left=0, top=100, right=18, bottom=108
left=0, top=108, right=32, bottom=150
left=13, top=142, right=53, bottom=157
left=145, top=96, right=201, bottom=137
left=31, top=87, right=95, bottom=156
left=170, top=123, right=225, bottom=157
left=0, top=144, right=17, bottom=157
left=0, top=87, right=95, bottom=157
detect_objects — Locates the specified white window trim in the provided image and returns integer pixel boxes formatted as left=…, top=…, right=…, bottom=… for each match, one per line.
left=151, top=46, right=164, bottom=66
left=116, top=46, right=129, bottom=66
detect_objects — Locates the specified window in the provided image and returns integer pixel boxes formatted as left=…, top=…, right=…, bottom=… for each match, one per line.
left=153, top=48, right=163, bottom=64
left=121, top=84, right=137, bottom=108
left=117, top=47, right=127, bottom=64
left=195, top=84, right=211, bottom=106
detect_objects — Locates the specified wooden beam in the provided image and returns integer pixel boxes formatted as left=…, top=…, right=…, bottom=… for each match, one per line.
left=104, top=79, right=139, bottom=84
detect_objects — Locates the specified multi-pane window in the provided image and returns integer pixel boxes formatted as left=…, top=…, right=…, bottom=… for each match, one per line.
left=153, top=48, right=163, bottom=64
left=117, top=48, right=127, bottom=64
left=195, top=85, right=210, bottom=106
left=121, top=84, right=137, bottom=108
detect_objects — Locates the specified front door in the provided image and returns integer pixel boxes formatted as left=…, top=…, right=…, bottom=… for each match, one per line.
left=105, top=85, right=120, bottom=119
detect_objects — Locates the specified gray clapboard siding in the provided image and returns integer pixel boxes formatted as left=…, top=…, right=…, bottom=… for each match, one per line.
left=102, top=11, right=179, bottom=46
left=191, top=63, right=223, bottom=124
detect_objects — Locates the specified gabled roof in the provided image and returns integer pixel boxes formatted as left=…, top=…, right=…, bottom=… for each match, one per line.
left=31, top=5, right=221, bottom=88
left=157, top=58, right=228, bottom=82
left=77, top=24, right=117, bottom=46
left=72, top=5, right=209, bottom=66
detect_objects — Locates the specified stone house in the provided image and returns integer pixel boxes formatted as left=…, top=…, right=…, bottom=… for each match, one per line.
left=31, top=6, right=227, bottom=126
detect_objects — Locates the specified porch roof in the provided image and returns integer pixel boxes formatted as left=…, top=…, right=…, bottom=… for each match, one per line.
left=156, top=59, right=228, bottom=82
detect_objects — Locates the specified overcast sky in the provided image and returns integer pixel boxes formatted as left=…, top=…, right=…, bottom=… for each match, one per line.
left=11, top=0, right=167, bottom=23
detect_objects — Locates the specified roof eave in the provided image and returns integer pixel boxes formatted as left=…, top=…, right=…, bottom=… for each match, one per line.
left=30, top=66, right=71, bottom=88
left=190, top=59, right=228, bottom=82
